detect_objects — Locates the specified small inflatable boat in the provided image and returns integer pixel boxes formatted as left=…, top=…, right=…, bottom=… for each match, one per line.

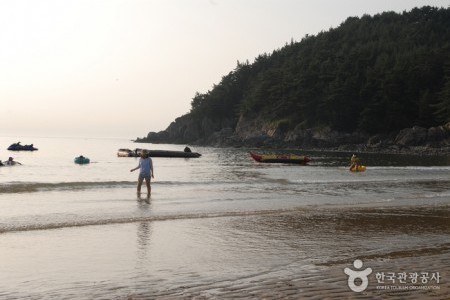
left=350, top=165, right=366, bottom=172
left=250, top=152, right=310, bottom=165
left=74, top=156, right=90, bottom=164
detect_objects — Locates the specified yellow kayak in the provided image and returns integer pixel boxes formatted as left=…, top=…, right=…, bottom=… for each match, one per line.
left=350, top=165, right=366, bottom=172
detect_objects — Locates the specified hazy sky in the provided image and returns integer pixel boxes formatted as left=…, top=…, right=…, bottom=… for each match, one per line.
left=1, top=0, right=448, bottom=138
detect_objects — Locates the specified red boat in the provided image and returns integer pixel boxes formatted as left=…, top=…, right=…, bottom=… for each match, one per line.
left=250, top=152, right=310, bottom=165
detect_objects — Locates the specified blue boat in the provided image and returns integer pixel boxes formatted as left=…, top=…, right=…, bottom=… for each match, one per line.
left=74, top=156, right=90, bottom=164
left=8, top=142, right=38, bottom=151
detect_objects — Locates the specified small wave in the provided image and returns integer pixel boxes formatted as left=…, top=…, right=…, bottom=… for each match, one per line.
left=0, top=180, right=250, bottom=194
left=295, top=178, right=450, bottom=185
left=1, top=205, right=448, bottom=234
left=318, top=243, right=450, bottom=266
left=368, top=166, right=450, bottom=170
left=0, top=209, right=295, bottom=233
left=0, top=181, right=136, bottom=194
left=422, top=191, right=450, bottom=198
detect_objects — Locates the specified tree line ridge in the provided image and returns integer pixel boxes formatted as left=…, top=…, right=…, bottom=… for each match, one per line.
left=137, top=6, right=450, bottom=153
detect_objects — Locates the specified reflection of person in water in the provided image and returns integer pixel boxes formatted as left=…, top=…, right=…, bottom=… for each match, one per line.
left=136, top=222, right=152, bottom=261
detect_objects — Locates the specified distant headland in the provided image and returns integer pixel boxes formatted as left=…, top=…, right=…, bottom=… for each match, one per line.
left=136, top=6, right=450, bottom=155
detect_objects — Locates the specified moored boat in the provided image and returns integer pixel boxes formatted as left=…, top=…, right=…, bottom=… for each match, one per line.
left=117, top=148, right=201, bottom=158
left=250, top=152, right=310, bottom=165
left=117, top=148, right=136, bottom=157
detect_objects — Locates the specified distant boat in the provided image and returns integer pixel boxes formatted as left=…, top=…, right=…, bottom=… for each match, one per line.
left=7, top=142, right=38, bottom=151
left=118, top=148, right=136, bottom=157
left=250, top=152, right=310, bottom=165
left=74, top=156, right=90, bottom=164
left=117, top=148, right=201, bottom=158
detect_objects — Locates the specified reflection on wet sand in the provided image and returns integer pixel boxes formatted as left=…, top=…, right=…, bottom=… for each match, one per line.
left=137, top=222, right=152, bottom=259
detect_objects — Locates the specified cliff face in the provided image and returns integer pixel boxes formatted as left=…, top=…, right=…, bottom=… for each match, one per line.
left=141, top=114, right=235, bottom=145
left=136, top=116, right=450, bottom=154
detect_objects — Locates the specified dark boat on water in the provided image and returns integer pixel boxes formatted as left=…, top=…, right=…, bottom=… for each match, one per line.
left=250, top=152, right=310, bottom=165
left=117, top=148, right=201, bottom=158
left=74, top=155, right=90, bottom=164
left=7, top=142, right=38, bottom=151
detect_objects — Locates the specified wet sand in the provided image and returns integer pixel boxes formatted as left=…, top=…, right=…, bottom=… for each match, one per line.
left=169, top=206, right=450, bottom=300
left=0, top=205, right=449, bottom=299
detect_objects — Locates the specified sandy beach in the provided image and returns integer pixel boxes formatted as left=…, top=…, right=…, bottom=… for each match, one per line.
left=1, top=204, right=448, bottom=299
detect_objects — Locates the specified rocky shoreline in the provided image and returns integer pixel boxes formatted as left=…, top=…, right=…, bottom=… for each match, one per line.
left=135, top=119, right=450, bottom=156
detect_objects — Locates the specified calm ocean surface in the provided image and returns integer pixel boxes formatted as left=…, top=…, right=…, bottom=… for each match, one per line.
left=1, top=136, right=449, bottom=299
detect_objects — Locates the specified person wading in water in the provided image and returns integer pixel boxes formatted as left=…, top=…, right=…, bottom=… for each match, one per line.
left=130, top=151, right=154, bottom=198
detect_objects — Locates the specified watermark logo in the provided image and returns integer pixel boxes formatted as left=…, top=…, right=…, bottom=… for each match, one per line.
left=375, top=271, right=441, bottom=291
left=344, top=259, right=373, bottom=292
left=344, top=259, right=442, bottom=293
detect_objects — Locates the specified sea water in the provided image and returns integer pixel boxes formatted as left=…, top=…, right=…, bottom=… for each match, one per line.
left=0, top=136, right=449, bottom=299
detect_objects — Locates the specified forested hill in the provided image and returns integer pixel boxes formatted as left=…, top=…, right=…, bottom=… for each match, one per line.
left=138, top=6, right=450, bottom=150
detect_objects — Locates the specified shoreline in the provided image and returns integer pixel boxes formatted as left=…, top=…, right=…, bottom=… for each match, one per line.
left=292, top=145, right=450, bottom=156
left=134, top=140, right=450, bottom=157
left=136, top=124, right=450, bottom=157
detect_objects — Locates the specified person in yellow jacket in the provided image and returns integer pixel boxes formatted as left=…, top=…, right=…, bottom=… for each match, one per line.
left=349, top=154, right=360, bottom=171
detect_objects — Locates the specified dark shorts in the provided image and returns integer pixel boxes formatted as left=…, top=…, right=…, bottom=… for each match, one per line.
left=138, top=174, right=151, bottom=181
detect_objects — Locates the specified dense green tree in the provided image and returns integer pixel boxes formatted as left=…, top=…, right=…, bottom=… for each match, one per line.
left=184, top=6, right=450, bottom=138
left=434, top=70, right=450, bottom=123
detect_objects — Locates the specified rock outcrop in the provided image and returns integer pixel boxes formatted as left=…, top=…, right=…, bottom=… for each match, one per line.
left=135, top=120, right=450, bottom=155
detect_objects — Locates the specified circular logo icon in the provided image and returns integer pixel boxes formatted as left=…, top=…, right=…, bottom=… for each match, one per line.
left=344, top=259, right=373, bottom=292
